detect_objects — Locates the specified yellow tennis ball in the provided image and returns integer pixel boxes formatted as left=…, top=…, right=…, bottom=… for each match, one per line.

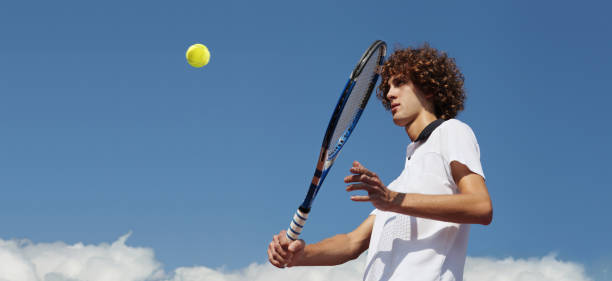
left=186, top=43, right=210, bottom=68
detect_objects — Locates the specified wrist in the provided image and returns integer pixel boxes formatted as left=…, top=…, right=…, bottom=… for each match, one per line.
left=387, top=191, right=406, bottom=213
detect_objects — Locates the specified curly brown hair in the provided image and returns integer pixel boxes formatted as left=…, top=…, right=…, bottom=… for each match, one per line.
left=377, top=43, right=466, bottom=119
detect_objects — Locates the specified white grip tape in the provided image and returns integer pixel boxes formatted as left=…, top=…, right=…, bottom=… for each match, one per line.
left=286, top=208, right=309, bottom=241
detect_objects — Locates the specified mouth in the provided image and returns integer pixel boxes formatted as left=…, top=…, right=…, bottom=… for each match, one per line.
left=391, top=103, right=400, bottom=113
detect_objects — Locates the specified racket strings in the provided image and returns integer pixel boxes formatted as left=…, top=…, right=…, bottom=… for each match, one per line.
left=325, top=46, right=384, bottom=161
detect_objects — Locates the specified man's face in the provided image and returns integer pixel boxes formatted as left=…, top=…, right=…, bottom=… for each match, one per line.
left=386, top=77, right=428, bottom=127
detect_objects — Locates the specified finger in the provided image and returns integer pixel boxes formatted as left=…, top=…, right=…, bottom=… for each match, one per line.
left=267, top=247, right=285, bottom=268
left=273, top=234, right=288, bottom=254
left=288, top=239, right=305, bottom=252
left=349, top=161, right=378, bottom=179
left=344, top=174, right=360, bottom=183
left=350, top=165, right=378, bottom=178
left=269, top=242, right=290, bottom=265
left=350, top=195, right=372, bottom=202
left=346, top=183, right=375, bottom=193
left=344, top=174, right=381, bottom=187
left=278, top=230, right=291, bottom=247
left=360, top=174, right=382, bottom=186
left=345, top=174, right=374, bottom=183
left=273, top=235, right=289, bottom=258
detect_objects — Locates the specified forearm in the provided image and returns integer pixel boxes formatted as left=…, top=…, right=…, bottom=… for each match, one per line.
left=389, top=192, right=492, bottom=225
left=293, top=233, right=367, bottom=266
left=345, top=161, right=492, bottom=225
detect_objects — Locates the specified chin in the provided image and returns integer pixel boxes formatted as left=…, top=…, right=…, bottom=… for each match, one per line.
left=392, top=117, right=408, bottom=127
left=392, top=112, right=417, bottom=127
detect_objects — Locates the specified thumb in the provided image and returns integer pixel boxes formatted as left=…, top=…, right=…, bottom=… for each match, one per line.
left=288, top=239, right=305, bottom=252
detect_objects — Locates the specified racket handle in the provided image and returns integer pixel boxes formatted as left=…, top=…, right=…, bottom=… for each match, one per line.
left=286, top=207, right=310, bottom=241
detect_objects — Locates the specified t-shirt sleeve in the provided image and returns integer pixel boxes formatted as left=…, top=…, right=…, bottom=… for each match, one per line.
left=440, top=120, right=485, bottom=180
left=370, top=209, right=379, bottom=216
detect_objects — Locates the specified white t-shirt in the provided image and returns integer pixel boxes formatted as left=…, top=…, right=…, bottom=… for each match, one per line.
left=364, top=119, right=485, bottom=281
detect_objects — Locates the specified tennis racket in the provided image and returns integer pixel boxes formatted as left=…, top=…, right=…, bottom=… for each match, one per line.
left=286, top=40, right=387, bottom=241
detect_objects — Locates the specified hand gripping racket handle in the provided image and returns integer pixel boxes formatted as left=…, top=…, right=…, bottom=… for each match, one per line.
left=286, top=207, right=310, bottom=241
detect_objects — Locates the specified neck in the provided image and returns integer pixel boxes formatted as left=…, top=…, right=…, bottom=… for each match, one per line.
left=405, top=110, right=438, bottom=142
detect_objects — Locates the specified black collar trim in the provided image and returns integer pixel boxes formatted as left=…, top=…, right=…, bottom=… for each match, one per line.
left=414, top=119, right=445, bottom=143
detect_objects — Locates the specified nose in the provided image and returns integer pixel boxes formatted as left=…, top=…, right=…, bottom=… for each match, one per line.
left=386, top=87, right=397, bottom=101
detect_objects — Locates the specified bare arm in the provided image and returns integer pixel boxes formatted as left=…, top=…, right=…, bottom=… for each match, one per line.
left=293, top=214, right=374, bottom=266
left=268, top=215, right=374, bottom=268
left=345, top=161, right=492, bottom=225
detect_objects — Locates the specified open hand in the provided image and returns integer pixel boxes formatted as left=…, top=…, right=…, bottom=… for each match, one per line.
left=344, top=161, right=402, bottom=211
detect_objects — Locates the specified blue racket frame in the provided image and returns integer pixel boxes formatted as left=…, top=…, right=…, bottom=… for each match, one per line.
left=286, top=40, right=387, bottom=242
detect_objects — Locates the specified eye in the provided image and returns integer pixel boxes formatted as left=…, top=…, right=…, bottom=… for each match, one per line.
left=393, top=77, right=407, bottom=86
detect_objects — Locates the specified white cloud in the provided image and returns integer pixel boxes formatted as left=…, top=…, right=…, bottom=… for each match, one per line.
left=0, top=232, right=163, bottom=281
left=465, top=255, right=593, bottom=281
left=0, top=233, right=593, bottom=281
left=167, top=259, right=364, bottom=281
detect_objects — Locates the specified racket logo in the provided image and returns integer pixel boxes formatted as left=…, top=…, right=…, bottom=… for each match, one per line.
left=327, top=134, right=348, bottom=161
left=327, top=136, right=346, bottom=161
left=327, top=108, right=363, bottom=161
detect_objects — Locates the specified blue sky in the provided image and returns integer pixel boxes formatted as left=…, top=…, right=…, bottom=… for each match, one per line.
left=1, top=0, right=611, bottom=280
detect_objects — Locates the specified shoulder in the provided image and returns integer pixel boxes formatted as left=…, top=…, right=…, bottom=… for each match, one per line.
left=435, top=119, right=485, bottom=178
left=437, top=119, right=477, bottom=139
left=434, top=119, right=481, bottom=154
left=440, top=119, right=473, bottom=132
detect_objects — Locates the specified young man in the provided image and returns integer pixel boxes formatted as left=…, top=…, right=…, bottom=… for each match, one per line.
left=267, top=43, right=492, bottom=281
